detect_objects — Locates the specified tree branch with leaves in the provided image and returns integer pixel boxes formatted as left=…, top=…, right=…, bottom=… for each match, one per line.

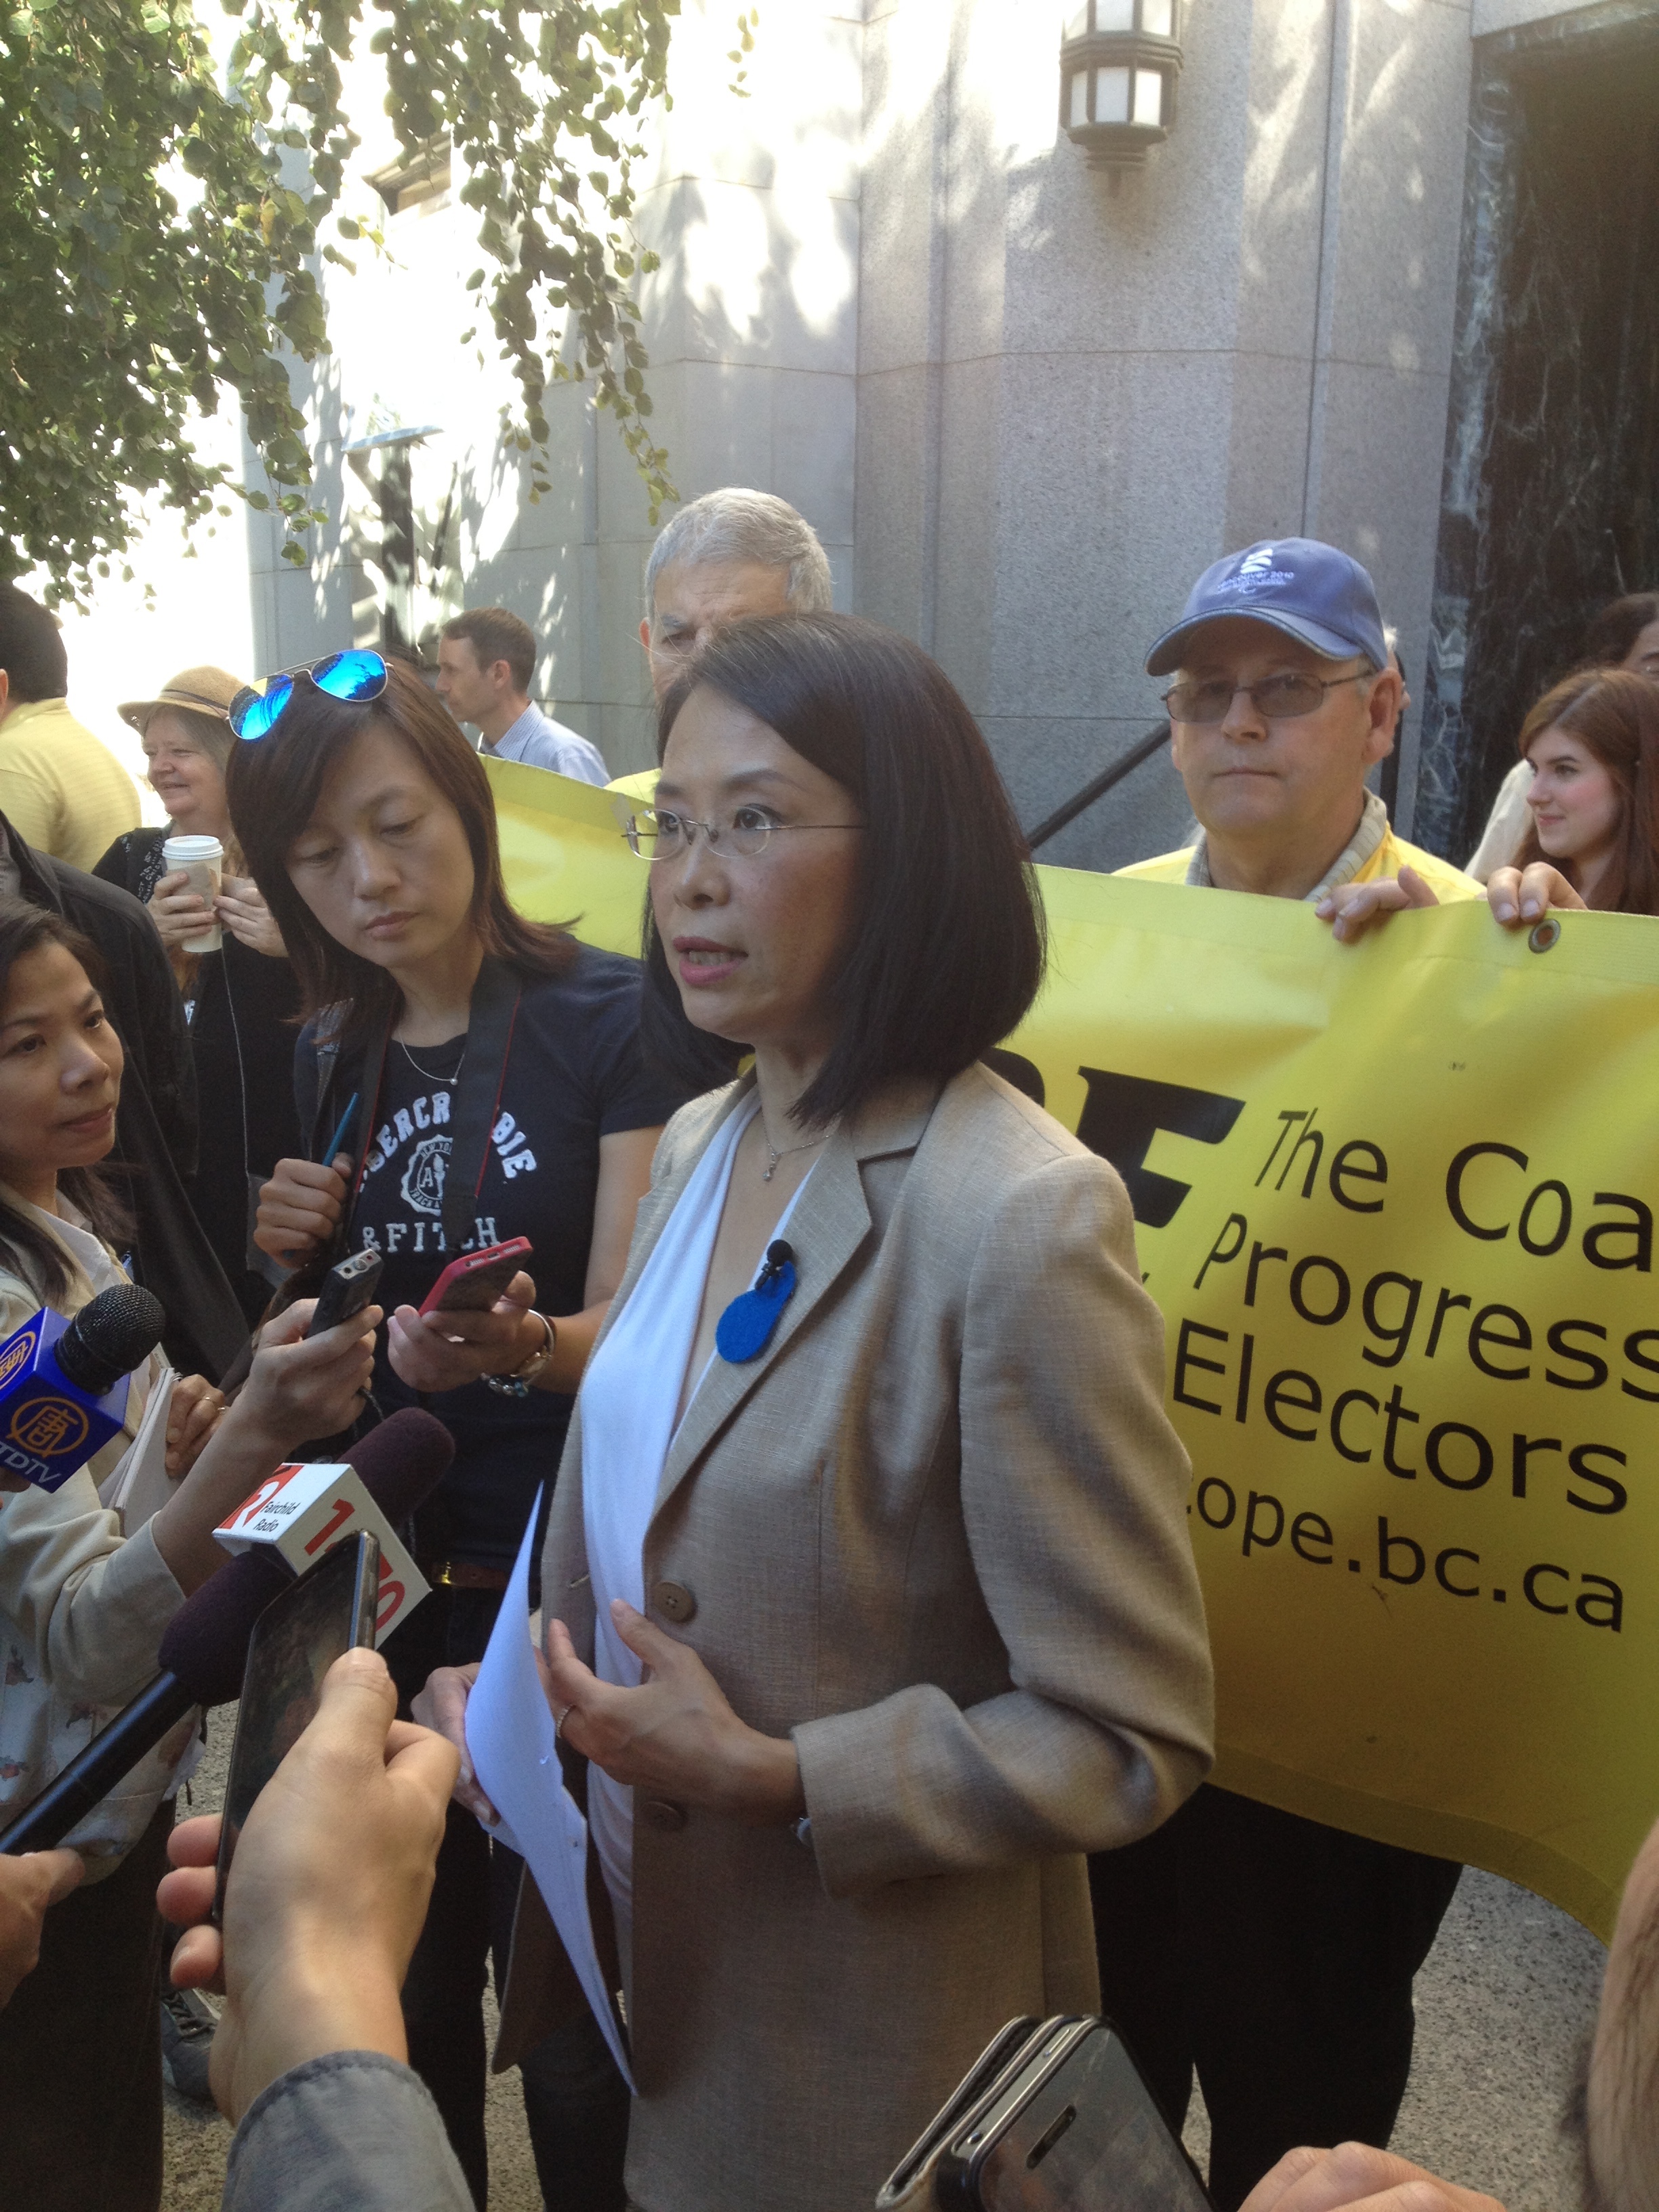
left=0, top=0, right=683, bottom=604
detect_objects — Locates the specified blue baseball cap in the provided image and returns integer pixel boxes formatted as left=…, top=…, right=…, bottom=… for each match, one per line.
left=1145, top=537, right=1389, bottom=678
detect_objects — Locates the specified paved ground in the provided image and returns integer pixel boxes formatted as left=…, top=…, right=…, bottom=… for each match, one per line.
left=163, top=1704, right=1607, bottom=2209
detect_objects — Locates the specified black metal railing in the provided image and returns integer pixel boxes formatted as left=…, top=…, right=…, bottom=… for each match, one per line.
left=1024, top=721, right=1170, bottom=853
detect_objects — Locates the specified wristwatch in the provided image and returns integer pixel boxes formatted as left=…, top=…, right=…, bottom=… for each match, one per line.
left=485, top=1311, right=556, bottom=1398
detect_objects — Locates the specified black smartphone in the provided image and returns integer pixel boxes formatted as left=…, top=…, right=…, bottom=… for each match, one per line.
left=935, top=2017, right=1212, bottom=2212
left=876, top=2018, right=1048, bottom=2209
left=211, top=1531, right=382, bottom=1925
left=305, top=1247, right=384, bottom=1338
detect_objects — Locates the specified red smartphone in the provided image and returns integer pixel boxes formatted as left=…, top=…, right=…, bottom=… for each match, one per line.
left=417, top=1237, right=533, bottom=1317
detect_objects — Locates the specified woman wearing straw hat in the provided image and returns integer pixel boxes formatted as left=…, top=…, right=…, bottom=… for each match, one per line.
left=94, top=669, right=302, bottom=1333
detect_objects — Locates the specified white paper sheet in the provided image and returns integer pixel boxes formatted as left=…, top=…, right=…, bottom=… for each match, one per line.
left=466, top=1490, right=635, bottom=2089
left=98, top=1365, right=177, bottom=1532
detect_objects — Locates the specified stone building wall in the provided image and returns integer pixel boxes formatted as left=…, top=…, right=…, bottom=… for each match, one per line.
left=241, top=0, right=1652, bottom=870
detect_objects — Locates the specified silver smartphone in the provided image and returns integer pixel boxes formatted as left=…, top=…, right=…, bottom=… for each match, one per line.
left=877, top=2019, right=1050, bottom=2210
left=933, top=2017, right=1212, bottom=2212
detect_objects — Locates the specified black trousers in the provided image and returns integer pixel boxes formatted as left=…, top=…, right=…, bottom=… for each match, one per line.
left=1090, top=1785, right=1462, bottom=2212
left=0, top=1800, right=173, bottom=2212
left=386, top=1582, right=630, bottom=2211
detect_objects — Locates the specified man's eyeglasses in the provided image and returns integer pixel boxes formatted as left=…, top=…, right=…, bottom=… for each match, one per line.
left=1161, top=671, right=1372, bottom=724
left=617, top=804, right=860, bottom=862
left=229, top=650, right=389, bottom=741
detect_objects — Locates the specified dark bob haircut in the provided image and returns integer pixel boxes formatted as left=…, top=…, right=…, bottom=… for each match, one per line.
left=643, top=612, right=1046, bottom=1128
left=226, top=658, right=575, bottom=1047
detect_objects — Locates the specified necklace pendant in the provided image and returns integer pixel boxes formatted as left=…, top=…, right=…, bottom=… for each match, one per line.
left=762, top=1162, right=777, bottom=1181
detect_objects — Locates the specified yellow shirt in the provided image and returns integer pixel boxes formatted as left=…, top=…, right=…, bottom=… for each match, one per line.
left=1117, top=822, right=1481, bottom=903
left=0, top=698, right=140, bottom=872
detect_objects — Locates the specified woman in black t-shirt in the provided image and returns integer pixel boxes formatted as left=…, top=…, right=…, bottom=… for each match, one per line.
left=229, top=655, right=688, bottom=2211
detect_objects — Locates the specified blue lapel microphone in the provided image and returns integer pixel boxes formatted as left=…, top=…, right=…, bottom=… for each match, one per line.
left=716, top=1241, right=798, bottom=1364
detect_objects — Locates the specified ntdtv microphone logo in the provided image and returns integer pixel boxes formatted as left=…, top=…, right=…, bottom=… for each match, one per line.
left=0, top=1305, right=146, bottom=1492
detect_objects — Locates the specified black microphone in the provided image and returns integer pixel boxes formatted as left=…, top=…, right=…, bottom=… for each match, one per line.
left=0, top=1409, right=455, bottom=1853
left=58, top=1285, right=168, bottom=1397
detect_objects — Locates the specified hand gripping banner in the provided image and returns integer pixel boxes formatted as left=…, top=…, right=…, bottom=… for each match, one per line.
left=492, top=760, right=1659, bottom=1937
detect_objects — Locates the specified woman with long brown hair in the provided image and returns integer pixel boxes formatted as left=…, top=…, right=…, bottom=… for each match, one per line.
left=1507, top=668, right=1659, bottom=914
left=227, top=649, right=687, bottom=2209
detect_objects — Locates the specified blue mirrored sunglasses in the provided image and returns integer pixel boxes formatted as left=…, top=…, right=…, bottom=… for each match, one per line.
left=228, top=649, right=389, bottom=740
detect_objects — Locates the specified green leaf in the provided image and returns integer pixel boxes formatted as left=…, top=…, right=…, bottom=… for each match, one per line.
left=0, top=0, right=688, bottom=599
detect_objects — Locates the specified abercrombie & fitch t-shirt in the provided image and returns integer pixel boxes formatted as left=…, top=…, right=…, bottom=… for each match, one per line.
left=342, top=945, right=686, bottom=1571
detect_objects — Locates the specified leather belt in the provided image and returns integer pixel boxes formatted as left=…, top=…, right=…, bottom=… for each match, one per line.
left=427, top=1561, right=511, bottom=1592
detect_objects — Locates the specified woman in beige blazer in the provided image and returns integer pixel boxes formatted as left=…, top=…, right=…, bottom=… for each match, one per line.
left=421, top=613, right=1213, bottom=2212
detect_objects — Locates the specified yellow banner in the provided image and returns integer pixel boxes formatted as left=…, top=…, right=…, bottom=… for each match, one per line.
left=492, top=762, right=1659, bottom=1938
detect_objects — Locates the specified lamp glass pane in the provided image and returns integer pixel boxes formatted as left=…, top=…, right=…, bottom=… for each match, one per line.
left=1096, top=0, right=1135, bottom=26
left=1093, top=65, right=1131, bottom=123
left=1141, top=0, right=1174, bottom=34
left=1132, top=66, right=1164, bottom=125
left=1068, top=68, right=1089, bottom=128
left=1065, top=3, right=1092, bottom=33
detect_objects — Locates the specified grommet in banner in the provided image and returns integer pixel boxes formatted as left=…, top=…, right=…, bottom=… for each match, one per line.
left=1528, top=917, right=1561, bottom=954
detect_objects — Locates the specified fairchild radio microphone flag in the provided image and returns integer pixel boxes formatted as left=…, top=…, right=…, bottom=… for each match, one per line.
left=0, top=1284, right=166, bottom=1491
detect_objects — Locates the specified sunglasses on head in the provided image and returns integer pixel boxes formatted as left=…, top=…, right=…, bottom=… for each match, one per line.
left=229, top=649, right=389, bottom=740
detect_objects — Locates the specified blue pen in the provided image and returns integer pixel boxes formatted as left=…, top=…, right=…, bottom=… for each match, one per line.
left=321, top=1091, right=360, bottom=1170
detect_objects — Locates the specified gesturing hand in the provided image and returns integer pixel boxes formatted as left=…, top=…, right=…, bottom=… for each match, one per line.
left=1239, top=2144, right=1507, bottom=2212
left=544, top=1601, right=804, bottom=1826
left=385, top=1270, right=539, bottom=1395
left=157, top=1647, right=458, bottom=2123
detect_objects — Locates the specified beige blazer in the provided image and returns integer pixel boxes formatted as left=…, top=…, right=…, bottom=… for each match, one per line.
left=501, top=1063, right=1213, bottom=2212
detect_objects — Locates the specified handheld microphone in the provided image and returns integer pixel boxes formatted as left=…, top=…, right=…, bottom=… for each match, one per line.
left=0, top=1285, right=167, bottom=1492
left=0, top=1408, right=455, bottom=1853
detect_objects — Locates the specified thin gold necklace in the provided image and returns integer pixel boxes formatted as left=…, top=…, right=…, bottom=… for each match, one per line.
left=758, top=1119, right=829, bottom=1183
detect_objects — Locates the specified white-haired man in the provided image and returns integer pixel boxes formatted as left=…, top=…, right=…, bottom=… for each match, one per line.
left=638, top=488, right=833, bottom=705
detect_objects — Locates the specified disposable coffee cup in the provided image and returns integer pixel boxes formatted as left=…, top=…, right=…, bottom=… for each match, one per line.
left=161, top=834, right=224, bottom=954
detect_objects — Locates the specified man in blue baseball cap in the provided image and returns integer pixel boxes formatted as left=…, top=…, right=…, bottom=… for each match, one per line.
left=1096, top=538, right=1477, bottom=2211
left=1120, top=537, right=1477, bottom=917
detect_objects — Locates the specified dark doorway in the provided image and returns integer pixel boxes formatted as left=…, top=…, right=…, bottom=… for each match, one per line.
left=1416, top=14, right=1659, bottom=861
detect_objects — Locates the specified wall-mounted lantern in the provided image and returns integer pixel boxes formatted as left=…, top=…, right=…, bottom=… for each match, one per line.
left=1061, top=0, right=1183, bottom=171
